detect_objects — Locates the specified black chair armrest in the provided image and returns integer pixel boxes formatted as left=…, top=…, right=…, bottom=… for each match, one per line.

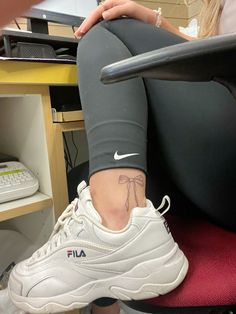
left=100, top=32, right=236, bottom=84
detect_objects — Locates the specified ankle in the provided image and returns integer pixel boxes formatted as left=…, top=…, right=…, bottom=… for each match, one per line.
left=97, top=207, right=131, bottom=230
left=89, top=168, right=146, bottom=230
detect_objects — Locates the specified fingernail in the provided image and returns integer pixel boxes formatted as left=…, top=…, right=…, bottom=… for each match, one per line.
left=102, top=11, right=110, bottom=19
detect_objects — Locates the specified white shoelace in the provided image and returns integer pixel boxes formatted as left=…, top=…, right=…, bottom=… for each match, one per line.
left=29, top=198, right=82, bottom=262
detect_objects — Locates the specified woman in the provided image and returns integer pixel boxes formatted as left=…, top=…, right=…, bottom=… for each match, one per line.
left=75, top=0, right=236, bottom=313
left=7, top=1, right=236, bottom=314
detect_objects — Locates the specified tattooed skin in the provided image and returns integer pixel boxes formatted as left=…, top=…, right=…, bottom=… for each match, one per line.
left=118, top=174, right=144, bottom=211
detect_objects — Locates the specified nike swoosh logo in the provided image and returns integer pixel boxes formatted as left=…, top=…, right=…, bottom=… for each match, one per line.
left=114, top=151, right=139, bottom=160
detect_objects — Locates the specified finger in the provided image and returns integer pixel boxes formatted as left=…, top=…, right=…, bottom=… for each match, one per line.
left=75, top=5, right=106, bottom=37
left=75, top=0, right=134, bottom=37
left=106, top=2, right=154, bottom=24
left=102, top=0, right=130, bottom=9
left=102, top=3, right=134, bottom=20
left=102, top=2, right=142, bottom=21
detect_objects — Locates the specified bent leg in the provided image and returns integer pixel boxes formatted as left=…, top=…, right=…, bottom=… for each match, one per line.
left=78, top=18, right=185, bottom=177
left=78, top=21, right=149, bottom=230
left=79, top=19, right=236, bottom=230
left=77, top=19, right=185, bottom=229
left=77, top=19, right=187, bottom=310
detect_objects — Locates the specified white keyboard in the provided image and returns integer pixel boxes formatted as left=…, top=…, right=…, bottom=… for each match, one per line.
left=0, top=161, right=39, bottom=203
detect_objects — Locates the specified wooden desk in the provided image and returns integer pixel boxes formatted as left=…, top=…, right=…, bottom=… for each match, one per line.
left=0, top=60, right=83, bottom=314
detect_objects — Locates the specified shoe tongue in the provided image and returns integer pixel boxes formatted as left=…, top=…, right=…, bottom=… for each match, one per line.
left=76, top=182, right=102, bottom=223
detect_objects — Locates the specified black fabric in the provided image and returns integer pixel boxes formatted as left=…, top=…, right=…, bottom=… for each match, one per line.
left=77, top=22, right=148, bottom=176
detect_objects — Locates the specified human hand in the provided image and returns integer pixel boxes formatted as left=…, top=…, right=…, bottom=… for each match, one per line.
left=75, top=0, right=157, bottom=38
left=0, top=0, right=42, bottom=27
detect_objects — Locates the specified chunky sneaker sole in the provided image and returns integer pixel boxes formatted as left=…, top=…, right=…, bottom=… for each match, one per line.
left=8, top=181, right=188, bottom=313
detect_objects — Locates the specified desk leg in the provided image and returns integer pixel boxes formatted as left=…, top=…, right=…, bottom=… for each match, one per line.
left=41, top=90, right=69, bottom=220
left=49, top=120, right=85, bottom=220
left=51, top=123, right=69, bottom=219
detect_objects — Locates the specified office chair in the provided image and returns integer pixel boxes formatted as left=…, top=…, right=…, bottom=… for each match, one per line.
left=100, top=32, right=236, bottom=314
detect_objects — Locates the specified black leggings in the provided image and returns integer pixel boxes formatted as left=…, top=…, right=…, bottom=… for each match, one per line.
left=77, top=18, right=236, bottom=232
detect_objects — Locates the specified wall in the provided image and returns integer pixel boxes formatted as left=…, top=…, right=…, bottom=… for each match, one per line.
left=135, top=0, right=202, bottom=27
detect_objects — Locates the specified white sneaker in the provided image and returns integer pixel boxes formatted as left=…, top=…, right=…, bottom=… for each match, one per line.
left=8, top=181, right=188, bottom=314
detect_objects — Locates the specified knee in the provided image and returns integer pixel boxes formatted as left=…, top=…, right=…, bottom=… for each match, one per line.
left=77, top=22, right=103, bottom=62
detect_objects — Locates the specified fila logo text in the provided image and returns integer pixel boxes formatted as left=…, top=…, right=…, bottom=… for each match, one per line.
left=67, top=250, right=86, bottom=258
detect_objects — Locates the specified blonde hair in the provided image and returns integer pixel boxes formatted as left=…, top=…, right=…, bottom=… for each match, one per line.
left=198, top=0, right=222, bottom=38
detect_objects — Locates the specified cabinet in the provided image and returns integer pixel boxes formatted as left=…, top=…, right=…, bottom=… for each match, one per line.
left=0, top=60, right=84, bottom=314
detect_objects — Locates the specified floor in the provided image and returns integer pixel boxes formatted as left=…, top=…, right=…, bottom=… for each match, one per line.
left=78, top=302, right=150, bottom=314
left=120, top=301, right=150, bottom=314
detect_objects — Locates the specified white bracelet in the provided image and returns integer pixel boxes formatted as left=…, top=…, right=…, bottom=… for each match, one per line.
left=153, top=7, right=162, bottom=28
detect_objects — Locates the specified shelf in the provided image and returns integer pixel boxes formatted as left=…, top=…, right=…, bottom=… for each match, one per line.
left=0, top=61, right=77, bottom=85
left=52, top=110, right=85, bottom=131
left=0, top=192, right=53, bottom=222
left=52, top=110, right=84, bottom=122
